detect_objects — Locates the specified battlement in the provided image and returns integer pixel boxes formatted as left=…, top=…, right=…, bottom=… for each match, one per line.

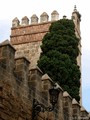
left=12, top=10, right=59, bottom=28
left=0, top=40, right=89, bottom=120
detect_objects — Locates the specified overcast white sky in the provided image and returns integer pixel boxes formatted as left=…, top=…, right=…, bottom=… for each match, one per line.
left=0, top=0, right=90, bottom=112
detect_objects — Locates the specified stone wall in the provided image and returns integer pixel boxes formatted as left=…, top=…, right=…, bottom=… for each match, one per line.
left=0, top=42, right=64, bottom=120
left=0, top=41, right=90, bottom=120
left=0, top=42, right=32, bottom=120
left=13, top=41, right=42, bottom=68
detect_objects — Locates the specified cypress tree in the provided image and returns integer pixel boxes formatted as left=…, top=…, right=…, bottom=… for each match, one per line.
left=38, top=19, right=81, bottom=102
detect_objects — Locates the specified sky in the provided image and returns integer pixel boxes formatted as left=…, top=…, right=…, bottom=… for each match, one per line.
left=0, top=0, right=90, bottom=112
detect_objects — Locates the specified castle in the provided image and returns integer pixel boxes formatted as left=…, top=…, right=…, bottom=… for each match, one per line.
left=10, top=6, right=82, bottom=102
left=0, top=6, right=90, bottom=120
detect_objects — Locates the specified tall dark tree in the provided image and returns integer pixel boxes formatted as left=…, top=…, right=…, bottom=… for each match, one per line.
left=38, top=19, right=81, bottom=102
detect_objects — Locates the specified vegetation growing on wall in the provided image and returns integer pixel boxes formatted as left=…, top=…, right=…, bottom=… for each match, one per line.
left=38, top=19, right=81, bottom=102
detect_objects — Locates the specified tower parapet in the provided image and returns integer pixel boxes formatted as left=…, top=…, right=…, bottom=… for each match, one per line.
left=31, top=14, right=38, bottom=24
left=72, top=5, right=81, bottom=38
left=11, top=10, right=60, bottom=28
left=21, top=16, right=29, bottom=26
left=40, top=12, right=49, bottom=23
left=51, top=10, right=59, bottom=21
left=12, top=17, right=20, bottom=27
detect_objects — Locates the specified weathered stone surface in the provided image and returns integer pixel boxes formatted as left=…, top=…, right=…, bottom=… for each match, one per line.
left=12, top=17, right=20, bottom=27
left=51, top=10, right=59, bottom=21
left=72, top=98, right=81, bottom=119
left=21, top=16, right=29, bottom=26
left=40, top=12, right=49, bottom=23
left=31, top=14, right=39, bottom=24
left=13, top=41, right=42, bottom=68
left=63, top=91, right=72, bottom=120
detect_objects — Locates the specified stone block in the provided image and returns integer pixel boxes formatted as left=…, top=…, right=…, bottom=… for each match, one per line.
left=0, top=40, right=16, bottom=72
left=72, top=98, right=81, bottom=119
left=40, top=12, right=49, bottom=23
left=21, top=16, right=29, bottom=26
left=51, top=10, right=59, bottom=21
left=31, top=14, right=38, bottom=24
left=12, top=17, right=20, bottom=27
left=63, top=91, right=72, bottom=120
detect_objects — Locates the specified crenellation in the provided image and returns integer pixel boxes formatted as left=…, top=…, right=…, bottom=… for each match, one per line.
left=41, top=74, right=54, bottom=111
left=80, top=106, right=90, bottom=119
left=11, top=10, right=60, bottom=28
left=0, top=45, right=89, bottom=120
left=28, top=66, right=43, bottom=102
left=51, top=10, right=59, bottom=21
left=21, top=16, right=29, bottom=26
left=14, top=57, right=30, bottom=82
left=40, top=12, right=49, bottom=23
left=0, top=42, right=32, bottom=120
left=63, top=91, right=72, bottom=120
left=0, top=40, right=16, bottom=72
left=56, top=84, right=64, bottom=120
left=31, top=14, right=39, bottom=24
left=72, top=98, right=81, bottom=119
left=42, top=74, right=53, bottom=91
left=12, top=17, right=20, bottom=27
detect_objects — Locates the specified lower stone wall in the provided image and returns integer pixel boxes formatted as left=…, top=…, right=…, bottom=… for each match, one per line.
left=0, top=65, right=32, bottom=120
left=0, top=90, right=32, bottom=120
left=0, top=43, right=89, bottom=120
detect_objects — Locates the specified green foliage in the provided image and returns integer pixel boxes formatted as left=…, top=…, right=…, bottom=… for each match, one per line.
left=38, top=19, right=81, bottom=102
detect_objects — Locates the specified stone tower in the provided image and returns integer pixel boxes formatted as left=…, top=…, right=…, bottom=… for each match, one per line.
left=72, top=6, right=82, bottom=105
left=10, top=7, right=82, bottom=102
left=72, top=6, right=81, bottom=67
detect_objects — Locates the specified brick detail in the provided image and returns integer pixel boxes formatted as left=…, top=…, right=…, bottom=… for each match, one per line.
left=10, top=22, right=51, bottom=45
